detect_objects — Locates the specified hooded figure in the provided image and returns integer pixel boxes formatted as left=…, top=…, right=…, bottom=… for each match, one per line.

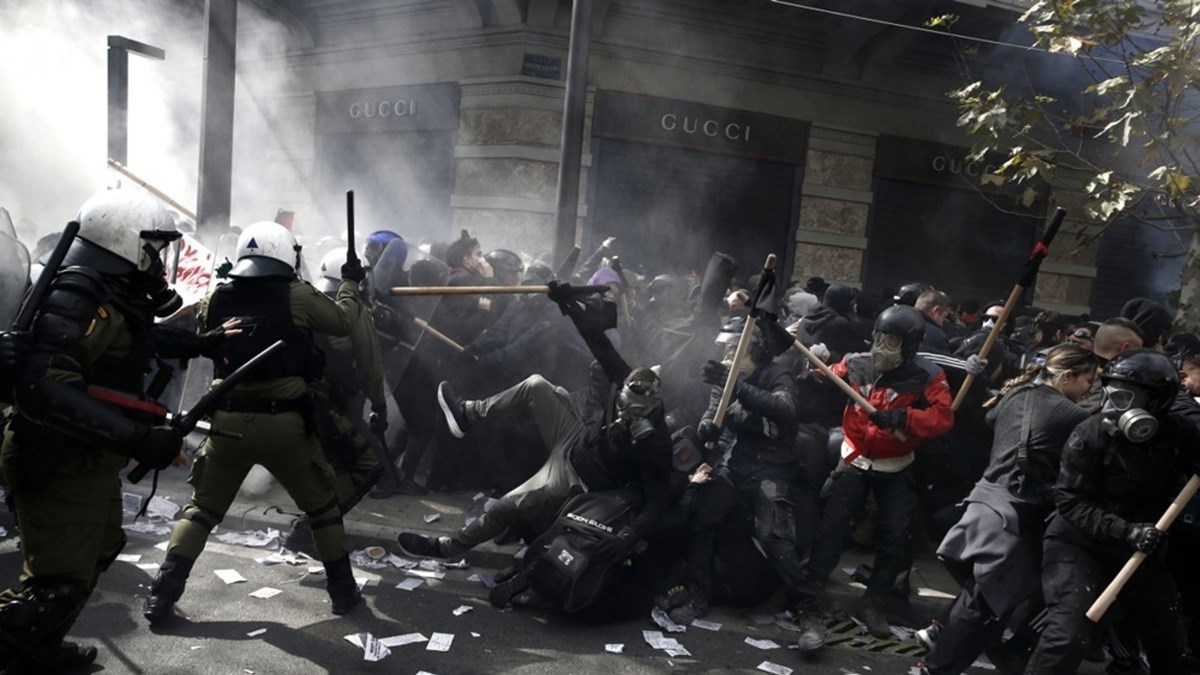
left=796, top=284, right=864, bottom=362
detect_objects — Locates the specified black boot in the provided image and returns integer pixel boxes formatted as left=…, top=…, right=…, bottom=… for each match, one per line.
left=283, top=518, right=317, bottom=558
left=143, top=553, right=194, bottom=626
left=324, top=556, right=362, bottom=615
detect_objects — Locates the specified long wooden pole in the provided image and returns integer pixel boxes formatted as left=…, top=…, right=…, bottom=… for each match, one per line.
left=413, top=317, right=468, bottom=354
left=713, top=254, right=776, bottom=429
left=391, top=284, right=609, bottom=297
left=107, top=158, right=198, bottom=221
left=790, top=339, right=907, bottom=442
left=1087, top=474, right=1200, bottom=622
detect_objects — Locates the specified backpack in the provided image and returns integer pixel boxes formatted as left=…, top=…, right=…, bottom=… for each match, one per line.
left=520, top=489, right=643, bottom=613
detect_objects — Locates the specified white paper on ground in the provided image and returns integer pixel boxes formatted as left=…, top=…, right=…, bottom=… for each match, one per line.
left=423, top=512, right=441, bottom=523
left=247, top=629, right=267, bottom=637
left=213, top=569, right=246, bottom=585
left=745, top=637, right=782, bottom=650
left=379, top=633, right=427, bottom=648
left=214, top=528, right=279, bottom=548
left=441, top=558, right=469, bottom=569
left=690, top=619, right=722, bottom=631
left=605, top=644, right=624, bottom=654
left=136, top=563, right=159, bottom=571
left=248, top=587, right=282, bottom=599
left=116, top=553, right=142, bottom=563
left=467, top=572, right=496, bottom=588
left=664, top=647, right=691, bottom=657
left=396, top=577, right=424, bottom=591
left=154, top=541, right=169, bottom=551
left=452, top=605, right=472, bottom=616
left=354, top=575, right=370, bottom=591
left=406, top=569, right=445, bottom=580
left=427, top=632, right=454, bottom=652
left=757, top=661, right=793, bottom=675
left=123, top=520, right=172, bottom=536
left=145, top=496, right=181, bottom=520
left=386, top=554, right=417, bottom=569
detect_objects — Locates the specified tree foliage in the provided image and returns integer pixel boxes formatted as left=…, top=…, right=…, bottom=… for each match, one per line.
left=950, top=0, right=1200, bottom=233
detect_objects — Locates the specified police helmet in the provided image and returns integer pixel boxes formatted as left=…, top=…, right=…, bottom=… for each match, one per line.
left=364, top=230, right=402, bottom=268
left=229, top=221, right=299, bottom=278
left=1101, top=348, right=1180, bottom=414
left=874, top=305, right=926, bottom=359
left=485, top=249, right=523, bottom=282
left=894, top=282, right=933, bottom=307
left=68, top=189, right=180, bottom=276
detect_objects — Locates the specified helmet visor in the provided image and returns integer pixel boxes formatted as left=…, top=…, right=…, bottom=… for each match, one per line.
left=1103, top=383, right=1144, bottom=412
left=872, top=331, right=903, bottom=350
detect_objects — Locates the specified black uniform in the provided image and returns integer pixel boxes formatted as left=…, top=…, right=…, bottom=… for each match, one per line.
left=1025, top=412, right=1200, bottom=674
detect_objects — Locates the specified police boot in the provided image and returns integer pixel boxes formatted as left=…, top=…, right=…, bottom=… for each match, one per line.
left=143, top=553, right=194, bottom=626
left=7, top=640, right=98, bottom=674
left=282, top=518, right=317, bottom=558
left=324, top=556, right=361, bottom=615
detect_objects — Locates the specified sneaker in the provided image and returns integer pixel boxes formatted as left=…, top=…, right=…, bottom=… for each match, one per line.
left=436, top=382, right=470, bottom=439
left=857, top=602, right=893, bottom=640
left=397, top=532, right=449, bottom=559
left=915, top=619, right=941, bottom=652
left=794, top=612, right=828, bottom=653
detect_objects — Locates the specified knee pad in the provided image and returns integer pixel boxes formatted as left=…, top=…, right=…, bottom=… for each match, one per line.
left=180, top=504, right=223, bottom=532
left=306, top=497, right=343, bottom=532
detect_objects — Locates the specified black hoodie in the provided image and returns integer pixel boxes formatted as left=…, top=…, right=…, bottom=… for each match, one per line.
left=796, top=284, right=865, bottom=361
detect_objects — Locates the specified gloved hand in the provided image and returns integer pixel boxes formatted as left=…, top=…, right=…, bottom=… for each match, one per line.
left=1123, top=522, right=1165, bottom=554
left=214, top=257, right=233, bottom=279
left=0, top=330, right=31, bottom=380
left=869, top=408, right=908, bottom=430
left=341, top=257, right=367, bottom=283
left=133, top=425, right=185, bottom=471
left=369, top=410, right=388, bottom=436
left=701, top=359, right=732, bottom=389
left=591, top=526, right=638, bottom=564
left=965, top=354, right=989, bottom=377
left=198, top=318, right=244, bottom=359
left=810, top=343, right=831, bottom=363
left=547, top=280, right=574, bottom=314
left=697, top=418, right=723, bottom=444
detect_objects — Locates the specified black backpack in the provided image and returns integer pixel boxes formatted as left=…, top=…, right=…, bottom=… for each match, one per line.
left=519, top=489, right=643, bottom=613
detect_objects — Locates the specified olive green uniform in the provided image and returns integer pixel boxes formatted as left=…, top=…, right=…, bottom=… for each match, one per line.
left=166, top=279, right=361, bottom=563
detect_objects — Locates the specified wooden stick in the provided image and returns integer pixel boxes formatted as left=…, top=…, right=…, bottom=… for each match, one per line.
left=1087, top=474, right=1200, bottom=622
left=390, top=284, right=609, bottom=297
left=713, top=254, right=776, bottom=428
left=413, top=317, right=467, bottom=354
left=107, top=159, right=198, bottom=221
left=951, top=284, right=1023, bottom=410
left=791, top=339, right=908, bottom=442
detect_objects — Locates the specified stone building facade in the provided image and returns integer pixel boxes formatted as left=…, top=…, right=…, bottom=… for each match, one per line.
left=246, top=0, right=1115, bottom=314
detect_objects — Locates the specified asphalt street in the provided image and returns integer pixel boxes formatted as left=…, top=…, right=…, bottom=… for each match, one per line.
left=0, top=503, right=1010, bottom=675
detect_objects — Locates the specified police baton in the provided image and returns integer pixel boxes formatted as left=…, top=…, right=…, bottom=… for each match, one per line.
left=128, top=340, right=287, bottom=483
left=1087, top=474, right=1200, bottom=622
left=951, top=207, right=1066, bottom=410
left=346, top=190, right=359, bottom=269
left=12, top=221, right=80, bottom=332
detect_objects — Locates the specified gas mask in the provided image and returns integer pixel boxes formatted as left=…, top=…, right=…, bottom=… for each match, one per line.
left=1100, top=382, right=1159, bottom=443
left=613, top=373, right=661, bottom=443
left=141, top=237, right=184, bottom=318
left=715, top=322, right=763, bottom=377
left=871, top=331, right=904, bottom=373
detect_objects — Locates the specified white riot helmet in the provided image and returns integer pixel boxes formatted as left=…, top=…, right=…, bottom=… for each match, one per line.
left=316, top=247, right=346, bottom=293
left=66, top=189, right=180, bottom=276
left=228, top=221, right=300, bottom=278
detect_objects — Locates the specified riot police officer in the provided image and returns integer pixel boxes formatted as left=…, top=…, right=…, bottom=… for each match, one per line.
left=143, top=221, right=366, bottom=625
left=0, top=190, right=210, bottom=671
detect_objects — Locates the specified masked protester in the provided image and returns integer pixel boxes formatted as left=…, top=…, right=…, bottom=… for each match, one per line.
left=143, top=221, right=366, bottom=625
left=805, top=305, right=954, bottom=638
left=670, top=318, right=828, bottom=650
left=396, top=284, right=676, bottom=603
left=919, top=344, right=1098, bottom=675
left=0, top=190, right=232, bottom=671
left=1025, top=349, right=1199, bottom=674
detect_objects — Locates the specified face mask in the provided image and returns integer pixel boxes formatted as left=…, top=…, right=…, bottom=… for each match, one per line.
left=616, top=382, right=659, bottom=442
left=1100, top=382, right=1158, bottom=443
left=871, top=331, right=904, bottom=373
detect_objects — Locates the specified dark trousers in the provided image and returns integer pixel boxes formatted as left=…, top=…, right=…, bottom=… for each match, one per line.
left=1025, top=536, right=1188, bottom=675
left=451, top=375, right=585, bottom=550
left=806, top=464, right=917, bottom=598
left=926, top=579, right=1012, bottom=674
left=394, top=358, right=439, bottom=479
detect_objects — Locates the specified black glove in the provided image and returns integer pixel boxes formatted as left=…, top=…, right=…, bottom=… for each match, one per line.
left=198, top=325, right=232, bottom=360
left=1123, top=522, right=1165, bottom=554
left=547, top=280, right=574, bottom=314
left=341, top=257, right=366, bottom=283
left=701, top=359, right=731, bottom=389
left=869, top=408, right=908, bottom=430
left=214, top=258, right=233, bottom=279
left=591, top=526, right=638, bottom=564
left=369, top=411, right=388, bottom=436
left=697, top=418, right=723, bottom=444
left=132, top=425, right=185, bottom=472
left=0, top=331, right=31, bottom=380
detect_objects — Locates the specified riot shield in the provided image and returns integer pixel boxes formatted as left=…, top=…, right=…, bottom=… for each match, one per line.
left=0, top=207, right=16, bottom=240
left=0, top=233, right=31, bottom=327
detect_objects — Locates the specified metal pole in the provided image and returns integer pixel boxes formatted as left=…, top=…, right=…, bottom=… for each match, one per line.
left=196, top=0, right=237, bottom=242
left=107, top=38, right=129, bottom=166
left=551, top=0, right=594, bottom=269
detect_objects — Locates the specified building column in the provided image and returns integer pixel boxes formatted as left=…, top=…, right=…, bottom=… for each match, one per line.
left=791, top=124, right=877, bottom=288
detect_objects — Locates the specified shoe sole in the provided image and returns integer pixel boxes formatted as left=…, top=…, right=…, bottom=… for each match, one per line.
left=437, top=382, right=466, bottom=439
